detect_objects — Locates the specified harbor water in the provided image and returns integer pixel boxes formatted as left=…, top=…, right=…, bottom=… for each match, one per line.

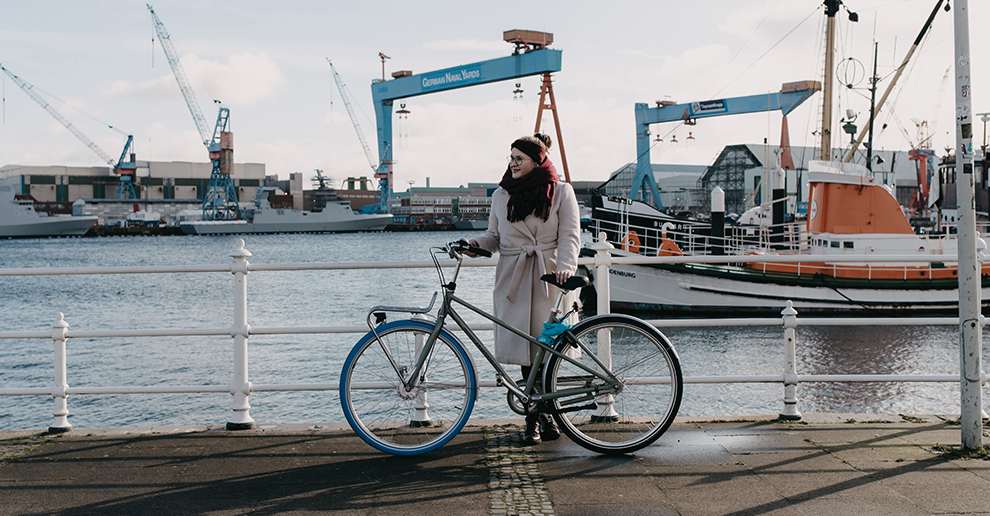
left=1, top=231, right=987, bottom=431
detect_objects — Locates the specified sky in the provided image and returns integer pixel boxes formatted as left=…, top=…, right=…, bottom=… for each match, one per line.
left=1, top=0, right=986, bottom=191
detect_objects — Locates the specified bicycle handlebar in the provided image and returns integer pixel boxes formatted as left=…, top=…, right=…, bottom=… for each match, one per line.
left=449, top=239, right=492, bottom=258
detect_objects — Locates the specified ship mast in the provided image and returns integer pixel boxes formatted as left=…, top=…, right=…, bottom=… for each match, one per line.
left=820, top=1, right=858, bottom=161
left=820, top=1, right=839, bottom=161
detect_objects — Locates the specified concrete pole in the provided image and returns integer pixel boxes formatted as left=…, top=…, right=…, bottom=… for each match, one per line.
left=952, top=0, right=983, bottom=450
left=227, top=239, right=255, bottom=430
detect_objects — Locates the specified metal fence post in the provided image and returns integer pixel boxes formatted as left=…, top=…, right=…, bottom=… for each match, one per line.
left=591, top=232, right=618, bottom=421
left=410, top=313, right=432, bottom=426
left=779, top=301, right=802, bottom=420
left=227, top=239, right=255, bottom=430
left=49, top=313, right=71, bottom=433
left=591, top=232, right=614, bottom=317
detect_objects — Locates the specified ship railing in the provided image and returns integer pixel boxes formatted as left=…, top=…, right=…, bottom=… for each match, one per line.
left=589, top=216, right=809, bottom=256
left=0, top=236, right=986, bottom=433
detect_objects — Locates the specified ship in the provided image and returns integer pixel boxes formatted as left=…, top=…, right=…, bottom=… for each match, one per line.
left=581, top=0, right=979, bottom=316
left=179, top=181, right=392, bottom=235
left=588, top=161, right=990, bottom=316
left=0, top=185, right=98, bottom=238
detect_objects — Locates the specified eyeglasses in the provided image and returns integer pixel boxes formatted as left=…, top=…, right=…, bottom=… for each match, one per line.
left=506, top=155, right=530, bottom=165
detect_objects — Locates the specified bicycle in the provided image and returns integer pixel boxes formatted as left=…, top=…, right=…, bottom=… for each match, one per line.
left=339, top=240, right=683, bottom=455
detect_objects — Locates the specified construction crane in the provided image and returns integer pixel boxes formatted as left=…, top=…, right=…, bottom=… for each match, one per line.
left=148, top=4, right=237, bottom=220
left=326, top=58, right=377, bottom=173
left=1, top=63, right=137, bottom=199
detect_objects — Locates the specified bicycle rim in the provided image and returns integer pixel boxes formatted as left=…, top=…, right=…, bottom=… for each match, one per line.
left=340, top=321, right=476, bottom=455
left=545, top=315, right=682, bottom=454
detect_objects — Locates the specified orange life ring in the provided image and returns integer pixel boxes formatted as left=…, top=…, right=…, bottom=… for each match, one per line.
left=621, top=230, right=641, bottom=253
left=657, top=238, right=683, bottom=256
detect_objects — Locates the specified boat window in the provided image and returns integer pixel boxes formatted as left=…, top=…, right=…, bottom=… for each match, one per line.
left=843, top=241, right=853, bottom=249
left=830, top=241, right=839, bottom=248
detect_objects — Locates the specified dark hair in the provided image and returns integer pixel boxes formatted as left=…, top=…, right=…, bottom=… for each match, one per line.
left=519, top=133, right=552, bottom=151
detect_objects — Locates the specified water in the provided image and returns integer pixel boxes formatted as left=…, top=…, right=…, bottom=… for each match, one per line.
left=1, top=232, right=986, bottom=431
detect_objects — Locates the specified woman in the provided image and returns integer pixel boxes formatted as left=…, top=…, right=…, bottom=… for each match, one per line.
left=469, top=133, right=581, bottom=446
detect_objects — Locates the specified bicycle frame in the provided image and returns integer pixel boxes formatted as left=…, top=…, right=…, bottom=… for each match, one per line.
left=368, top=247, right=623, bottom=411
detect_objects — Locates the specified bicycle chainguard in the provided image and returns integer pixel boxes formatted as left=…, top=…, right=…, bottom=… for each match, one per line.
left=536, top=398, right=598, bottom=416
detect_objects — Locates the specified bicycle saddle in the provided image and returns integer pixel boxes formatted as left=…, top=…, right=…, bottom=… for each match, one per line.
left=540, top=273, right=590, bottom=291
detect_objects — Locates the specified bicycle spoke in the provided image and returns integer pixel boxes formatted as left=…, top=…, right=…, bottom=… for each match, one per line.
left=545, top=316, right=682, bottom=454
left=341, top=321, right=475, bottom=455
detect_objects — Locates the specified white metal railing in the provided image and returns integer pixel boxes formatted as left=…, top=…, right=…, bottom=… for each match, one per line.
left=1, top=236, right=987, bottom=433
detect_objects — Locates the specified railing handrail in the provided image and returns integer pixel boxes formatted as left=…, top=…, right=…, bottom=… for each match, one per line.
left=0, top=250, right=970, bottom=278
left=0, top=237, right=985, bottom=435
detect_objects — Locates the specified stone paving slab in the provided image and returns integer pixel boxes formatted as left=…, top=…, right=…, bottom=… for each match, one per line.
left=0, top=415, right=988, bottom=515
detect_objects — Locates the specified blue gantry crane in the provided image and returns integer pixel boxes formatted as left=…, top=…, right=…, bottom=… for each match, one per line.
left=631, top=81, right=821, bottom=210
left=148, top=4, right=237, bottom=220
left=365, top=30, right=563, bottom=214
left=0, top=63, right=138, bottom=199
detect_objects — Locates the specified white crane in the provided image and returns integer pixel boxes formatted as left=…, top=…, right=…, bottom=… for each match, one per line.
left=327, top=58, right=378, bottom=172
left=1, top=63, right=138, bottom=199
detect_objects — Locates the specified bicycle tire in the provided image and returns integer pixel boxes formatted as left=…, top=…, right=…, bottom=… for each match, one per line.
left=544, top=314, right=682, bottom=455
left=340, top=319, right=476, bottom=455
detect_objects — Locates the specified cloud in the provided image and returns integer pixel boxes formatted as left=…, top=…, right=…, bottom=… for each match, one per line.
left=422, top=39, right=506, bottom=51
left=102, top=52, right=284, bottom=105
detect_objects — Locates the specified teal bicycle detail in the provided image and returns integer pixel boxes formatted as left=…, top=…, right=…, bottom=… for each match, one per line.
left=339, top=240, right=683, bottom=455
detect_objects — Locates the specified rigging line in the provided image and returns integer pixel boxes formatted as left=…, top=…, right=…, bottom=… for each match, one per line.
left=706, top=0, right=779, bottom=100
left=801, top=11, right=827, bottom=154
left=633, top=123, right=681, bottom=166
left=28, top=83, right=129, bottom=137
left=709, top=5, right=821, bottom=100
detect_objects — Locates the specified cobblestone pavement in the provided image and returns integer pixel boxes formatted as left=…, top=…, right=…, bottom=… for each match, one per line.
left=486, top=425, right=555, bottom=516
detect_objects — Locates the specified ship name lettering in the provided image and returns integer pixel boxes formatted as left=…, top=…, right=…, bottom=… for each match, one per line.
left=609, top=269, right=636, bottom=278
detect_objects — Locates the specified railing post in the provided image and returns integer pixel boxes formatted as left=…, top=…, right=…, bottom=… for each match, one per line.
left=410, top=313, right=432, bottom=427
left=591, top=232, right=614, bottom=317
left=227, top=239, right=255, bottom=430
left=591, top=232, right=618, bottom=421
left=779, top=301, right=802, bottom=420
left=49, top=313, right=71, bottom=433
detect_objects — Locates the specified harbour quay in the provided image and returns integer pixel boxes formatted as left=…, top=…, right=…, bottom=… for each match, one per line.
left=2, top=415, right=989, bottom=515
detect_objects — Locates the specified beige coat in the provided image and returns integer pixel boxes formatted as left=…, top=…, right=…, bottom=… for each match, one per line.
left=474, top=182, right=581, bottom=366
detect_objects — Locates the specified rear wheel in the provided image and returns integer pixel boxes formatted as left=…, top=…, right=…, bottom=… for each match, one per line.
left=544, top=315, right=682, bottom=454
left=340, top=320, right=476, bottom=455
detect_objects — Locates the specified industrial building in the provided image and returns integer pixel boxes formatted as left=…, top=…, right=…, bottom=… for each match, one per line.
left=389, top=183, right=496, bottom=225
left=598, top=144, right=928, bottom=218
left=0, top=160, right=265, bottom=225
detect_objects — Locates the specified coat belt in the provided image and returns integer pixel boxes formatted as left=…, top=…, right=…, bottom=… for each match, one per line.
left=501, top=242, right=556, bottom=303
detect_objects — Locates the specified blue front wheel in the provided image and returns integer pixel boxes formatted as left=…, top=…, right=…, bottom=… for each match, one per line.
left=340, top=320, right=476, bottom=455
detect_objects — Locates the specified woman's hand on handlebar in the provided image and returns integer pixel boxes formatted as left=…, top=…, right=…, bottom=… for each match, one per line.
left=462, top=240, right=479, bottom=257
left=457, top=239, right=490, bottom=258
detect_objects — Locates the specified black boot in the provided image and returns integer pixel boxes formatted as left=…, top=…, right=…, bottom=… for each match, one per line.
left=540, top=414, right=560, bottom=441
left=523, top=413, right=542, bottom=446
